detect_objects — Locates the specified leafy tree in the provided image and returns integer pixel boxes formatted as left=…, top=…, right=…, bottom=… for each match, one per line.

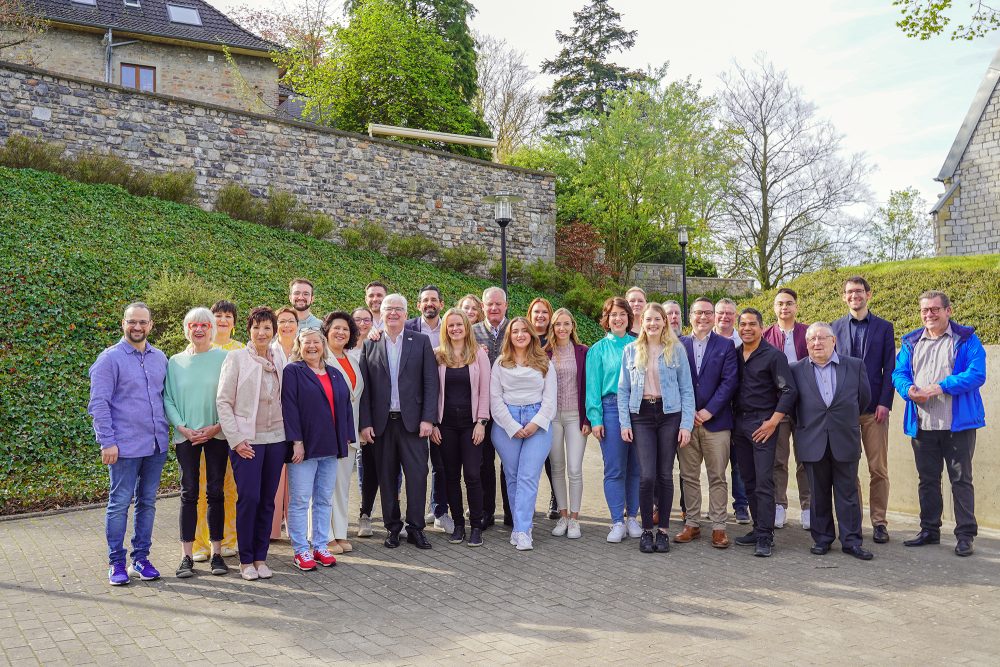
left=507, top=137, right=585, bottom=224
left=474, top=32, right=543, bottom=162
left=864, top=187, right=933, bottom=262
left=894, top=0, right=1000, bottom=40
left=540, top=0, right=646, bottom=134
left=284, top=0, right=489, bottom=157
left=228, top=0, right=336, bottom=67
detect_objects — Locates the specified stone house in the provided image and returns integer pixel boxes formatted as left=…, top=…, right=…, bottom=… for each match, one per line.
left=931, top=48, right=1000, bottom=256
left=8, top=0, right=279, bottom=112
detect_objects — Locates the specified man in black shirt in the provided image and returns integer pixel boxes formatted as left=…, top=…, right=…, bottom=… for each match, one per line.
left=732, top=308, right=798, bottom=557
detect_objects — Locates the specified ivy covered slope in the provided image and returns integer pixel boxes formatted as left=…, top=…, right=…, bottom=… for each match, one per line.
left=743, top=255, right=1000, bottom=344
left=0, top=167, right=601, bottom=515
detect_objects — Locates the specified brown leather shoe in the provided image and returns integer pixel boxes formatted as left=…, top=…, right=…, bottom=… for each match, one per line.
left=711, top=529, right=731, bottom=549
left=674, top=525, right=701, bottom=543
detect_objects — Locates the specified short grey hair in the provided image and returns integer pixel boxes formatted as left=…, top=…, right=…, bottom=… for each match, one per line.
left=715, top=298, right=737, bottom=310
left=662, top=300, right=681, bottom=310
left=381, top=293, right=408, bottom=315
left=123, top=301, right=151, bottom=319
left=805, top=322, right=835, bottom=340
left=182, top=307, right=217, bottom=343
left=290, top=327, right=329, bottom=362
left=919, top=290, right=951, bottom=309
left=482, top=286, right=506, bottom=303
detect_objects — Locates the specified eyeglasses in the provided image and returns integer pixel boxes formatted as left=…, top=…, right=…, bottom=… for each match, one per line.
left=187, top=322, right=212, bottom=329
left=125, top=320, right=150, bottom=327
left=691, top=310, right=714, bottom=317
left=384, top=306, right=406, bottom=313
left=353, top=317, right=373, bottom=324
left=277, top=319, right=298, bottom=326
left=807, top=335, right=833, bottom=342
left=920, top=306, right=945, bottom=315
left=290, top=291, right=312, bottom=297
left=844, top=289, right=867, bottom=296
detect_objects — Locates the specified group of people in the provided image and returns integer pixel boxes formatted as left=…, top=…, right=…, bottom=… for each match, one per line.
left=88, top=275, right=987, bottom=585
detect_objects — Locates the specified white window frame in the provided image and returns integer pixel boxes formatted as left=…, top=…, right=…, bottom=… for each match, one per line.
left=166, top=4, right=203, bottom=26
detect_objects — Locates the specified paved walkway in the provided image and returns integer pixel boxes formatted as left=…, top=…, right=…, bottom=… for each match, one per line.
left=1, top=444, right=997, bottom=666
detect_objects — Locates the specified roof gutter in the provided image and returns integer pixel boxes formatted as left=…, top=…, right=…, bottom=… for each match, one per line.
left=102, top=28, right=137, bottom=84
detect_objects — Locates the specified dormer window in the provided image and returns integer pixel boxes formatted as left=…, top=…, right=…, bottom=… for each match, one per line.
left=166, top=4, right=202, bottom=26
left=71, top=0, right=97, bottom=5
left=124, top=0, right=140, bottom=7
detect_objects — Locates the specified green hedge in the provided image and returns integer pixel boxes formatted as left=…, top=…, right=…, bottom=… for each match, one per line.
left=0, top=167, right=603, bottom=514
left=741, top=256, right=1000, bottom=344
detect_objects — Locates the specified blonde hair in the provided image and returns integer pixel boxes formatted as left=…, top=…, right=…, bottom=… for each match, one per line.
left=499, top=316, right=549, bottom=375
left=635, top=303, right=682, bottom=370
left=457, top=294, right=484, bottom=324
left=289, top=327, right=329, bottom=363
left=544, top=307, right=581, bottom=352
left=435, top=309, right=479, bottom=367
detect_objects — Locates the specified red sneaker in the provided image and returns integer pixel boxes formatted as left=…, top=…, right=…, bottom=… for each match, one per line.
left=312, top=549, right=337, bottom=567
left=293, top=551, right=317, bottom=571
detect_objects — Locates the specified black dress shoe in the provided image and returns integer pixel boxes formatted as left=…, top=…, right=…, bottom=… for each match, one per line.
left=407, top=528, right=433, bottom=549
left=467, top=527, right=483, bottom=547
left=810, top=543, right=830, bottom=555
left=481, top=516, right=495, bottom=530
left=903, top=530, right=940, bottom=546
left=873, top=525, right=890, bottom=544
left=654, top=531, right=670, bottom=553
left=384, top=531, right=400, bottom=548
left=735, top=531, right=757, bottom=547
left=639, top=530, right=655, bottom=553
left=955, top=538, right=975, bottom=557
left=449, top=526, right=466, bottom=544
left=754, top=538, right=772, bottom=558
left=842, top=545, right=874, bottom=560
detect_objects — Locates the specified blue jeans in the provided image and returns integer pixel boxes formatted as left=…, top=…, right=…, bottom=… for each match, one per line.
left=287, top=455, right=338, bottom=554
left=491, top=403, right=552, bottom=533
left=730, top=450, right=749, bottom=511
left=105, top=450, right=168, bottom=564
left=599, top=395, right=640, bottom=523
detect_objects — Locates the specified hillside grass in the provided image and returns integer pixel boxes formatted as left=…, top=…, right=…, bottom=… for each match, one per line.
left=0, top=167, right=602, bottom=514
left=742, top=255, right=1000, bottom=343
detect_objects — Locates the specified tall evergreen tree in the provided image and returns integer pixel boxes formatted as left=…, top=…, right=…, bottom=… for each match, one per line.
left=540, top=0, right=646, bottom=133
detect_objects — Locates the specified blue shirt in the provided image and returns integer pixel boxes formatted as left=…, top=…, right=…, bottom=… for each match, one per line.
left=810, top=352, right=840, bottom=407
left=385, top=330, right=404, bottom=411
left=849, top=315, right=870, bottom=357
left=88, top=338, right=169, bottom=457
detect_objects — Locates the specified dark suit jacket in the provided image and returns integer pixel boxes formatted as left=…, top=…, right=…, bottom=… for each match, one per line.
left=359, top=329, right=439, bottom=436
left=281, top=361, right=354, bottom=460
left=763, top=322, right=808, bottom=361
left=831, top=313, right=895, bottom=414
left=680, top=331, right=738, bottom=432
left=790, top=355, right=871, bottom=463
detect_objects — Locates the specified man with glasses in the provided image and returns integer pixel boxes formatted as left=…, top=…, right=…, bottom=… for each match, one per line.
left=832, top=276, right=896, bottom=543
left=88, top=302, right=169, bottom=585
left=893, top=290, right=986, bottom=557
left=473, top=286, right=511, bottom=528
left=289, top=278, right=321, bottom=330
left=715, top=297, right=751, bottom=524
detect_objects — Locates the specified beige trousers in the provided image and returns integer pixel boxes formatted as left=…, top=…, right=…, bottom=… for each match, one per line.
left=857, top=412, right=890, bottom=527
left=678, top=426, right=731, bottom=530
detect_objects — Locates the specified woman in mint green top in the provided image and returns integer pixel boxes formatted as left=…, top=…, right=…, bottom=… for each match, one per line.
left=585, top=296, right=642, bottom=544
left=163, top=307, right=230, bottom=578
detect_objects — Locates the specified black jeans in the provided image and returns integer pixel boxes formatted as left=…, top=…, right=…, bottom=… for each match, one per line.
left=912, top=429, right=978, bottom=539
left=375, top=416, right=429, bottom=533
left=359, top=443, right=379, bottom=518
left=731, top=412, right=779, bottom=540
left=176, top=438, right=229, bottom=543
left=439, top=419, right=484, bottom=529
left=631, top=401, right=681, bottom=531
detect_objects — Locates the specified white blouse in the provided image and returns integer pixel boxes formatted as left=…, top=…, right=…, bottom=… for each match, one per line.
left=489, top=360, right=558, bottom=438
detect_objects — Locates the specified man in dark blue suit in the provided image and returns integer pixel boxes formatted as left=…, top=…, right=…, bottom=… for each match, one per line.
left=831, top=276, right=895, bottom=544
left=677, top=298, right=740, bottom=548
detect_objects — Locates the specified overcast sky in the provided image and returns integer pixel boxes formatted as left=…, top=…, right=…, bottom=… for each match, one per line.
left=214, top=0, right=999, bottom=211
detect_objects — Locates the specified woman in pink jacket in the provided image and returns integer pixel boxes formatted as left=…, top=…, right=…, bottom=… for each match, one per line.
left=430, top=309, right=491, bottom=547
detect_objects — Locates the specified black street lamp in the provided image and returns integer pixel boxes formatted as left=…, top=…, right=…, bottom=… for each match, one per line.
left=483, top=191, right=524, bottom=295
left=678, top=226, right=689, bottom=326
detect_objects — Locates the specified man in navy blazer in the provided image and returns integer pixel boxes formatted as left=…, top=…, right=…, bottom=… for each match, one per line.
left=831, top=276, right=896, bottom=544
left=359, top=293, right=440, bottom=550
left=790, top=322, right=873, bottom=560
left=677, top=298, right=740, bottom=548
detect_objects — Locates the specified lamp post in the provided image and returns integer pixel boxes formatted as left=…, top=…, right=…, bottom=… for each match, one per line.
left=483, top=191, right=524, bottom=295
left=678, top=226, right=689, bottom=327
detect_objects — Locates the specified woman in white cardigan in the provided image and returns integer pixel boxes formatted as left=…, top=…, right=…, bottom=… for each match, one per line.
left=490, top=317, right=557, bottom=552
left=323, top=311, right=365, bottom=555
left=216, top=306, right=287, bottom=581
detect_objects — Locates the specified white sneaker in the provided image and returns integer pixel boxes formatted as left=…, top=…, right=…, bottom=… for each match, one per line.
left=801, top=509, right=811, bottom=530
left=220, top=546, right=237, bottom=558
left=567, top=518, right=582, bottom=539
left=551, top=517, right=568, bottom=536
left=626, top=517, right=643, bottom=539
left=240, top=565, right=258, bottom=581
left=192, top=551, right=209, bottom=563
left=358, top=514, right=373, bottom=538
left=509, top=531, right=521, bottom=546
left=425, top=511, right=436, bottom=523
left=434, top=514, right=455, bottom=533
left=607, top=522, right=626, bottom=543
left=775, top=505, right=787, bottom=529
left=515, top=532, right=534, bottom=551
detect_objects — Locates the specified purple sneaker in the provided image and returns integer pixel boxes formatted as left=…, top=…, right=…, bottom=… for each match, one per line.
left=108, top=561, right=130, bottom=586
left=131, top=559, right=161, bottom=581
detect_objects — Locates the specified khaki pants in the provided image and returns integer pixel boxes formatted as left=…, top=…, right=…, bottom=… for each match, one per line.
left=774, top=419, right=810, bottom=510
left=678, top=426, right=731, bottom=530
left=857, top=412, right=890, bottom=527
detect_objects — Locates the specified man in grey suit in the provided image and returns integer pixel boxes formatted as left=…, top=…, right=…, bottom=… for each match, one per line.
left=359, top=294, right=440, bottom=549
left=790, top=322, right=874, bottom=560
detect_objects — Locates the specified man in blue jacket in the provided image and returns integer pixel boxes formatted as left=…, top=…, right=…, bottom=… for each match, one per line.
left=892, top=290, right=986, bottom=557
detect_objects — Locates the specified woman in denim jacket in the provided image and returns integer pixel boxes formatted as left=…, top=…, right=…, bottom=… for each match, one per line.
left=618, top=303, right=695, bottom=554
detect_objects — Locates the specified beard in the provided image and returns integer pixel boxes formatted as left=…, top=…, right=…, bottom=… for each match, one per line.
left=293, top=302, right=311, bottom=312
left=126, top=330, right=147, bottom=344
left=422, top=306, right=439, bottom=320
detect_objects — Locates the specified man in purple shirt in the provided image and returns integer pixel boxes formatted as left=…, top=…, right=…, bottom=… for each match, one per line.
left=88, top=303, right=170, bottom=586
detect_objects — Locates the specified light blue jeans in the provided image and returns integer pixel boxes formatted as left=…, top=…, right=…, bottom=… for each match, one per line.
left=106, top=450, right=168, bottom=564
left=287, top=455, right=338, bottom=555
left=599, top=395, right=640, bottom=523
left=491, top=403, right=552, bottom=534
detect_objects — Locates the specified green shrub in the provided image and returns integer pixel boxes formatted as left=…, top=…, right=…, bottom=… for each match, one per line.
left=0, top=134, right=65, bottom=172
left=308, top=212, right=335, bottom=239
left=339, top=227, right=364, bottom=250
left=438, top=244, right=488, bottom=273
left=64, top=150, right=136, bottom=189
left=263, top=188, right=299, bottom=229
left=149, top=170, right=198, bottom=204
left=488, top=258, right=526, bottom=285
left=524, top=259, right=569, bottom=294
left=144, top=270, right=229, bottom=357
left=340, top=220, right=388, bottom=252
left=387, top=233, right=438, bottom=260
left=214, top=183, right=260, bottom=223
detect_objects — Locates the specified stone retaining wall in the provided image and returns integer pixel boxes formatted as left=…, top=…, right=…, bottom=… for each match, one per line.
left=629, top=262, right=755, bottom=298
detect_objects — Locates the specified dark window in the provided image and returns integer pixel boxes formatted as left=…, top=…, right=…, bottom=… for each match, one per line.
left=121, top=64, right=156, bottom=92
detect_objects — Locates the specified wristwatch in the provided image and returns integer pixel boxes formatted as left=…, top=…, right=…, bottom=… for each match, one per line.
left=478, top=419, right=489, bottom=426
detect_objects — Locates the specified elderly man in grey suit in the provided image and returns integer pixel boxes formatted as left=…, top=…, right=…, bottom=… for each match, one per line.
left=790, top=322, right=874, bottom=560
left=359, top=293, right=440, bottom=550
